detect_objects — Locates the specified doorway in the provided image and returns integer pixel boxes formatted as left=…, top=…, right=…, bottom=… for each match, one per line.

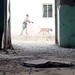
left=10, top=0, right=55, bottom=45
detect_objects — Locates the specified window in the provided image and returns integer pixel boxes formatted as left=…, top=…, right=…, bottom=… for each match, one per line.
left=43, top=4, right=52, bottom=18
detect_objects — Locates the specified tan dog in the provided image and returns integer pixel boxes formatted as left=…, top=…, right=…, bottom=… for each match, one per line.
left=39, top=28, right=53, bottom=34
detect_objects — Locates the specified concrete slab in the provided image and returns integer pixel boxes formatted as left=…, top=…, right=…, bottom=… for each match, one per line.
left=25, top=59, right=72, bottom=65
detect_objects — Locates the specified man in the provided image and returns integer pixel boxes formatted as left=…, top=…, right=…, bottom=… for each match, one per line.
left=21, top=14, right=34, bottom=35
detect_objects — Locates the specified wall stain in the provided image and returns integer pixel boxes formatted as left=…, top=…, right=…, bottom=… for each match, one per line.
left=60, top=0, right=75, bottom=6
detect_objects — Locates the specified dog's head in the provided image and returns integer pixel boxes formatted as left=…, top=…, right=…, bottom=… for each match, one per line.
left=49, top=28, right=53, bottom=31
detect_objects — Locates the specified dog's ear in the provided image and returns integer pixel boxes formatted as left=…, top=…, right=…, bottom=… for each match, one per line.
left=50, top=28, right=53, bottom=31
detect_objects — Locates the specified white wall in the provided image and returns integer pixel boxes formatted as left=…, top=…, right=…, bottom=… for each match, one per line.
left=11, top=0, right=55, bottom=36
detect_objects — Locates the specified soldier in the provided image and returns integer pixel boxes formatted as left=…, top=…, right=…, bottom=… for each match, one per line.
left=21, top=14, right=34, bottom=35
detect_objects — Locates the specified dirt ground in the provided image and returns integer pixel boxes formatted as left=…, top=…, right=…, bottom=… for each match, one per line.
left=0, top=35, right=75, bottom=75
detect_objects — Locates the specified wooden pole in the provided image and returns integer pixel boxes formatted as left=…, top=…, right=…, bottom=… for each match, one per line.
left=7, top=0, right=12, bottom=49
left=4, top=0, right=7, bottom=51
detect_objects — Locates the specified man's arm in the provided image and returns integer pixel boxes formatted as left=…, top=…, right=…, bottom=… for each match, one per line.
left=27, top=18, right=34, bottom=23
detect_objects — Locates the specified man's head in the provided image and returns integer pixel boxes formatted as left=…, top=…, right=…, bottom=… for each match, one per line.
left=26, top=14, right=29, bottom=17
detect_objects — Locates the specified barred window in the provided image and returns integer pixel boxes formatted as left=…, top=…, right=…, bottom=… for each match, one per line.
left=43, top=4, right=52, bottom=18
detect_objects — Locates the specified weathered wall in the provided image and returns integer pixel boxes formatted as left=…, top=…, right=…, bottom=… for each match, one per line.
left=57, top=0, right=75, bottom=47
left=0, top=0, right=4, bottom=31
left=0, top=0, right=4, bottom=49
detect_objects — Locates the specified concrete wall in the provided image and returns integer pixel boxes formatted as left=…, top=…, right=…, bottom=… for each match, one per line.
left=0, top=0, right=4, bottom=49
left=0, top=0, right=4, bottom=31
left=57, top=0, right=75, bottom=47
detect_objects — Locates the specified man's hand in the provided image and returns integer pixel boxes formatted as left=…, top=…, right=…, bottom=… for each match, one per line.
left=32, top=22, right=34, bottom=23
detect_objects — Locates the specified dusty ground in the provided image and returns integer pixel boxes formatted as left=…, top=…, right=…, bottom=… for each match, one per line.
left=0, top=35, right=75, bottom=75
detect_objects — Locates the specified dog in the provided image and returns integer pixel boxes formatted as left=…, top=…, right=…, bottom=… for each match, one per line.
left=39, top=28, right=53, bottom=34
